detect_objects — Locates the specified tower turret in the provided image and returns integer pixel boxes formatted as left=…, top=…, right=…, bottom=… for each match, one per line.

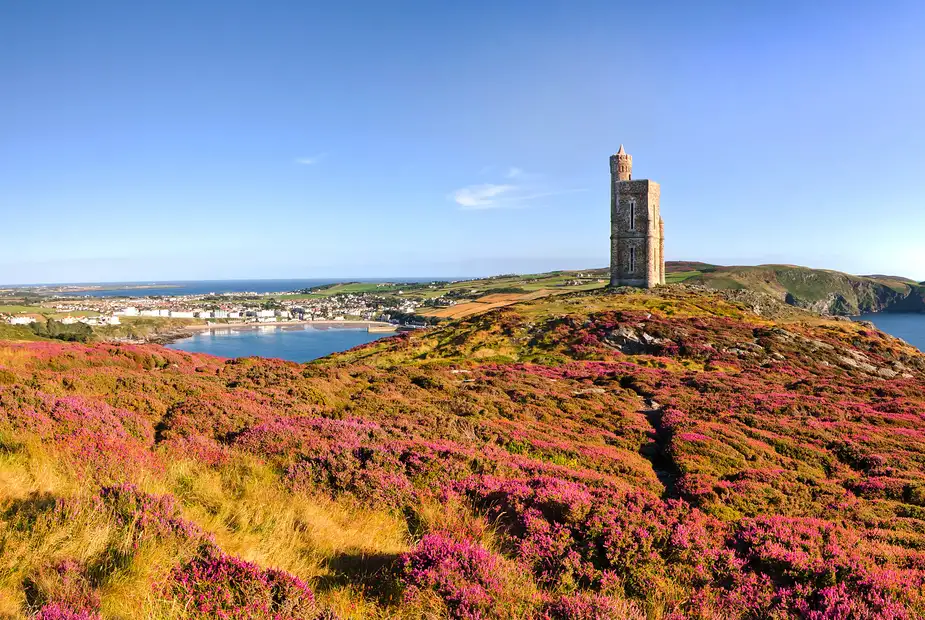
left=610, top=144, right=632, bottom=181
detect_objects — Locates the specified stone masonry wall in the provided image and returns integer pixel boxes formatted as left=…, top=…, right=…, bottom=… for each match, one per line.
left=610, top=177, right=663, bottom=288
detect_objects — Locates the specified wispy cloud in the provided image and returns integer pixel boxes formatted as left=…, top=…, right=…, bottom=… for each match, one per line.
left=452, top=184, right=586, bottom=210
left=295, top=154, right=326, bottom=165
left=453, top=167, right=585, bottom=210
left=453, top=184, right=517, bottom=209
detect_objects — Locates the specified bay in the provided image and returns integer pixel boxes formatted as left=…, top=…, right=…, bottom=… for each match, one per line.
left=165, top=325, right=395, bottom=362
left=857, top=313, right=925, bottom=352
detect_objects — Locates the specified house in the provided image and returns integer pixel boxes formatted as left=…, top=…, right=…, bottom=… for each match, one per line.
left=116, top=307, right=139, bottom=316
left=7, top=316, right=35, bottom=325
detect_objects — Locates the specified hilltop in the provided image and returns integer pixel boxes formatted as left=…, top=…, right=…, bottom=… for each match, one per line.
left=0, top=286, right=923, bottom=618
left=666, top=262, right=925, bottom=315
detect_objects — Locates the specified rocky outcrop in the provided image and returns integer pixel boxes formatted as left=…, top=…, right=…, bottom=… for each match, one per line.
left=603, top=325, right=673, bottom=354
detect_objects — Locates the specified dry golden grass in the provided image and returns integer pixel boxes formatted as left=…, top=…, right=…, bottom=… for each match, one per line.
left=0, top=441, right=416, bottom=619
left=422, top=289, right=556, bottom=320
left=0, top=348, right=35, bottom=370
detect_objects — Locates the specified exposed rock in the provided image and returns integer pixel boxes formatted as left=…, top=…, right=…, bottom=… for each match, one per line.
left=604, top=326, right=672, bottom=355
left=837, top=353, right=879, bottom=374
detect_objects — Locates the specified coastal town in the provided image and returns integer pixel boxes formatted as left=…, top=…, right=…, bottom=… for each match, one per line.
left=0, top=272, right=609, bottom=341
left=2, top=287, right=434, bottom=330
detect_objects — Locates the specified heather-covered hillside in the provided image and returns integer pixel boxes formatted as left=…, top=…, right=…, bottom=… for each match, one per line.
left=1, top=287, right=924, bottom=618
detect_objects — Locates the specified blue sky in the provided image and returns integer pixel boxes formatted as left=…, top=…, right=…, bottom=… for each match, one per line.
left=2, top=1, right=924, bottom=284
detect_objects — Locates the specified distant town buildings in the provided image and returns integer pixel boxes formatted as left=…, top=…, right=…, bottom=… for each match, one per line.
left=4, top=279, right=477, bottom=331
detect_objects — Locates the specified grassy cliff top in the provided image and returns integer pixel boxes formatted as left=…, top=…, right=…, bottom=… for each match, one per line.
left=0, top=287, right=924, bottom=618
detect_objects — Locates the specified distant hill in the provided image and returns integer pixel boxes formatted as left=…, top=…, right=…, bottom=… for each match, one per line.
left=667, top=262, right=925, bottom=315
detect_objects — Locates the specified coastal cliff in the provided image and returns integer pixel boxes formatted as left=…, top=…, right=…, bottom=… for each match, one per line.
left=669, top=262, right=925, bottom=315
left=0, top=287, right=923, bottom=617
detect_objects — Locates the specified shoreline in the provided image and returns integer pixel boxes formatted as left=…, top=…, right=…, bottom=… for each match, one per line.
left=184, top=319, right=396, bottom=332
left=161, top=320, right=397, bottom=345
left=111, top=320, right=399, bottom=346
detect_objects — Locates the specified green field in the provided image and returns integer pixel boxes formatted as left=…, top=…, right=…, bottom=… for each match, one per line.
left=665, top=270, right=704, bottom=284
left=0, top=305, right=46, bottom=314
left=274, top=272, right=608, bottom=302
left=0, top=324, right=41, bottom=341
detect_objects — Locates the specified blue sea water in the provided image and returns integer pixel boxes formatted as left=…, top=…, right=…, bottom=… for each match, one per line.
left=53, top=278, right=441, bottom=297
left=166, top=325, right=395, bottom=363
left=857, top=313, right=925, bottom=351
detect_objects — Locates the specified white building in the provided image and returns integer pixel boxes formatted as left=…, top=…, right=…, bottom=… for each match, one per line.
left=256, top=309, right=275, bottom=318
left=195, top=310, right=213, bottom=319
left=170, top=311, right=195, bottom=319
left=212, top=310, right=228, bottom=319
left=7, top=316, right=36, bottom=325
left=116, top=307, right=139, bottom=316
left=140, top=310, right=159, bottom=317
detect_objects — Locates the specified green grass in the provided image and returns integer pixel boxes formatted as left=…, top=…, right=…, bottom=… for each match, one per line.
left=285, top=273, right=607, bottom=302
left=696, top=275, right=747, bottom=290
left=0, top=324, right=42, bottom=340
left=0, top=305, right=46, bottom=314
left=48, top=310, right=101, bottom=319
left=665, top=270, right=703, bottom=284
left=93, top=316, right=202, bottom=340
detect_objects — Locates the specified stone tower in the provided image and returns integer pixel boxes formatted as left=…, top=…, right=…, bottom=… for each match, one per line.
left=610, top=145, right=665, bottom=288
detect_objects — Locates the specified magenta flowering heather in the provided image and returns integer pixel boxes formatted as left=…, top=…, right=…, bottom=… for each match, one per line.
left=166, top=550, right=317, bottom=619
left=540, top=592, right=645, bottom=620
left=400, top=533, right=531, bottom=619
left=27, top=560, right=101, bottom=619
left=33, top=603, right=101, bottom=620
left=99, top=484, right=210, bottom=545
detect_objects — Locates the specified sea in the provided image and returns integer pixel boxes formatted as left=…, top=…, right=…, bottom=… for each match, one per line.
left=50, top=278, right=439, bottom=298
left=166, top=325, right=395, bottom=363
left=856, top=313, right=925, bottom=352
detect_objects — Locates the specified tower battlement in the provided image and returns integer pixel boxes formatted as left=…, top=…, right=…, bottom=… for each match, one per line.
left=609, top=147, right=665, bottom=288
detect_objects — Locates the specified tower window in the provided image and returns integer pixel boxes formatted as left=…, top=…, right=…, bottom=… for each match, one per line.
left=629, top=200, right=636, bottom=231
left=629, top=247, right=636, bottom=273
